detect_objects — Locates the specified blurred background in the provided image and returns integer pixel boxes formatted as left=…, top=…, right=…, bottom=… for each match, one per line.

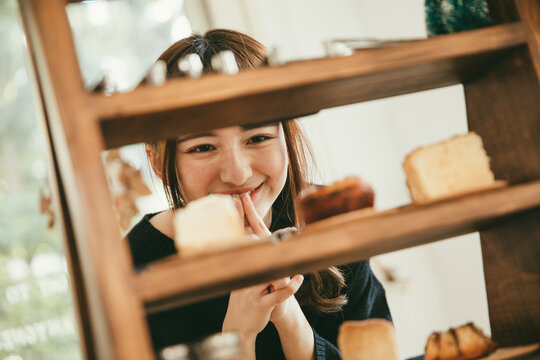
left=0, top=0, right=491, bottom=359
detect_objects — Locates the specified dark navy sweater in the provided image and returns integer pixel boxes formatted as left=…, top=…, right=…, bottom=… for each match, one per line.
left=127, top=212, right=392, bottom=360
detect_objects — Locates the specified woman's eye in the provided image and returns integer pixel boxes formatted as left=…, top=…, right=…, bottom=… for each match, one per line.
left=188, top=144, right=215, bottom=153
left=248, top=135, right=271, bottom=144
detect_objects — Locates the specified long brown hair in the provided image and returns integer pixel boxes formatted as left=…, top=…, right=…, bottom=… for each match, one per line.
left=148, top=29, right=346, bottom=313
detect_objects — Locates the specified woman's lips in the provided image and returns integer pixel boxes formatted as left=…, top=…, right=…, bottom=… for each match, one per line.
left=218, top=183, right=262, bottom=196
left=249, top=183, right=263, bottom=202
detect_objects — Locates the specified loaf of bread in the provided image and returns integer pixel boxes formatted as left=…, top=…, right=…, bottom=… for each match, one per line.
left=338, top=319, right=400, bottom=360
left=424, top=322, right=497, bottom=360
left=298, top=176, right=374, bottom=224
left=403, top=132, right=495, bottom=204
left=173, top=194, right=247, bottom=255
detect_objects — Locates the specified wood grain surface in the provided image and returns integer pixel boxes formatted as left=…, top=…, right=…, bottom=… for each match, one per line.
left=465, top=44, right=540, bottom=346
left=135, top=181, right=540, bottom=313
left=94, top=23, right=527, bottom=149
left=487, top=0, right=520, bottom=24
left=515, top=0, right=540, bottom=80
left=478, top=344, right=540, bottom=360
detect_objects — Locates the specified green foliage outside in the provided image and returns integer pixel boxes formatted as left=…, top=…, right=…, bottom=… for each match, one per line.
left=425, top=0, right=492, bottom=36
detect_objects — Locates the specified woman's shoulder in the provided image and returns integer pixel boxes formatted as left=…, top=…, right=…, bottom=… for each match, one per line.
left=148, top=209, right=176, bottom=239
left=338, top=260, right=382, bottom=300
left=339, top=260, right=392, bottom=321
left=338, top=260, right=371, bottom=285
left=126, top=210, right=177, bottom=268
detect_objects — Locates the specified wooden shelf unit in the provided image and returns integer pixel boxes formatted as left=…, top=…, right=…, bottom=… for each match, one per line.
left=138, top=180, right=540, bottom=314
left=17, top=0, right=540, bottom=359
left=94, top=22, right=527, bottom=149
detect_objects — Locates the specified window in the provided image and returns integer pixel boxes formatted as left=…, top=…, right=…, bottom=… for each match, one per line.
left=0, top=1, right=191, bottom=358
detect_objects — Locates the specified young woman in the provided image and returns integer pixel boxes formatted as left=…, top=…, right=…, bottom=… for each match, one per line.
left=127, top=29, right=391, bottom=360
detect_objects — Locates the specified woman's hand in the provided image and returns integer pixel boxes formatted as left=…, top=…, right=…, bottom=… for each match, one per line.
left=268, top=275, right=303, bottom=324
left=240, top=192, right=271, bottom=237
left=240, top=192, right=303, bottom=324
left=222, top=279, right=300, bottom=335
left=223, top=194, right=313, bottom=358
left=222, top=276, right=304, bottom=359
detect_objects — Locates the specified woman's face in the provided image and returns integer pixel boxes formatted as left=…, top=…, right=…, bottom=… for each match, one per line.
left=175, top=123, right=289, bottom=225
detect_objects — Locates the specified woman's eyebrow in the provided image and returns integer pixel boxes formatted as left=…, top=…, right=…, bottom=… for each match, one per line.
left=177, top=132, right=216, bottom=143
left=241, top=123, right=279, bottom=131
left=177, top=123, right=278, bottom=143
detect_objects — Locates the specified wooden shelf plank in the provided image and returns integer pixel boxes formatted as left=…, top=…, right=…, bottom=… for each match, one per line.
left=94, top=23, right=527, bottom=149
left=515, top=0, right=540, bottom=79
left=133, top=180, right=540, bottom=313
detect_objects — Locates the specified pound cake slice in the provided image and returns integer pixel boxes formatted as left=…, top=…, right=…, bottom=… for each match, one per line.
left=173, top=194, right=246, bottom=256
left=403, top=132, right=495, bottom=203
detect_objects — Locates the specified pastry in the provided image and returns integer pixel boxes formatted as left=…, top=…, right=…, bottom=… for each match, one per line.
left=455, top=322, right=497, bottom=359
left=173, top=194, right=247, bottom=255
left=338, top=319, right=400, bottom=360
left=403, top=132, right=495, bottom=204
left=298, top=176, right=374, bottom=224
left=424, top=322, right=497, bottom=360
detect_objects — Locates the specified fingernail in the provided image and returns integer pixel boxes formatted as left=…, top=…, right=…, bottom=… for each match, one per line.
left=271, top=228, right=297, bottom=243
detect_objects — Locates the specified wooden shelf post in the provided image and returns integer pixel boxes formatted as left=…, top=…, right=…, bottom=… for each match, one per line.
left=17, top=0, right=155, bottom=358
left=16, top=0, right=540, bottom=358
left=463, top=1, right=540, bottom=345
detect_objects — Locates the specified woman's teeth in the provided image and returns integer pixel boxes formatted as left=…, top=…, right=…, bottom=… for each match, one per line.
left=228, top=185, right=259, bottom=198
left=230, top=190, right=251, bottom=198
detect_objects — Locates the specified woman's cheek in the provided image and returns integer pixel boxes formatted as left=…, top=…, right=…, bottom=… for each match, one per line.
left=257, top=143, right=288, bottom=185
left=177, top=159, right=214, bottom=201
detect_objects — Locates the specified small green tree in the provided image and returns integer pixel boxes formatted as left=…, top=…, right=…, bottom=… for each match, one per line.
left=425, top=0, right=492, bottom=36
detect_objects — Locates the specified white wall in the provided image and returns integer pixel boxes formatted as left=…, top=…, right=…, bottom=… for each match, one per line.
left=199, top=1, right=491, bottom=358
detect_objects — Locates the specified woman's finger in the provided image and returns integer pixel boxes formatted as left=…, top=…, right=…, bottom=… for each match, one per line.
left=271, top=227, right=298, bottom=242
left=236, top=281, right=278, bottom=297
left=262, top=275, right=303, bottom=305
left=241, top=193, right=271, bottom=237
left=232, top=194, right=245, bottom=220
left=268, top=277, right=290, bottom=292
left=272, top=227, right=297, bottom=235
left=240, top=277, right=295, bottom=296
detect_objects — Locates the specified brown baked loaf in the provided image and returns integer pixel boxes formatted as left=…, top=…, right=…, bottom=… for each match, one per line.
left=424, top=322, right=497, bottom=360
left=298, top=176, right=374, bottom=224
left=338, top=319, right=400, bottom=360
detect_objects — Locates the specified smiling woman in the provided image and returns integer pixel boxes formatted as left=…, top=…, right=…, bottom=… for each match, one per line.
left=126, top=29, right=391, bottom=360
left=173, top=124, right=288, bottom=229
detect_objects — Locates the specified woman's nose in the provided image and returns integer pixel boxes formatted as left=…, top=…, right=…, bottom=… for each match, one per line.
left=219, top=147, right=253, bottom=186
